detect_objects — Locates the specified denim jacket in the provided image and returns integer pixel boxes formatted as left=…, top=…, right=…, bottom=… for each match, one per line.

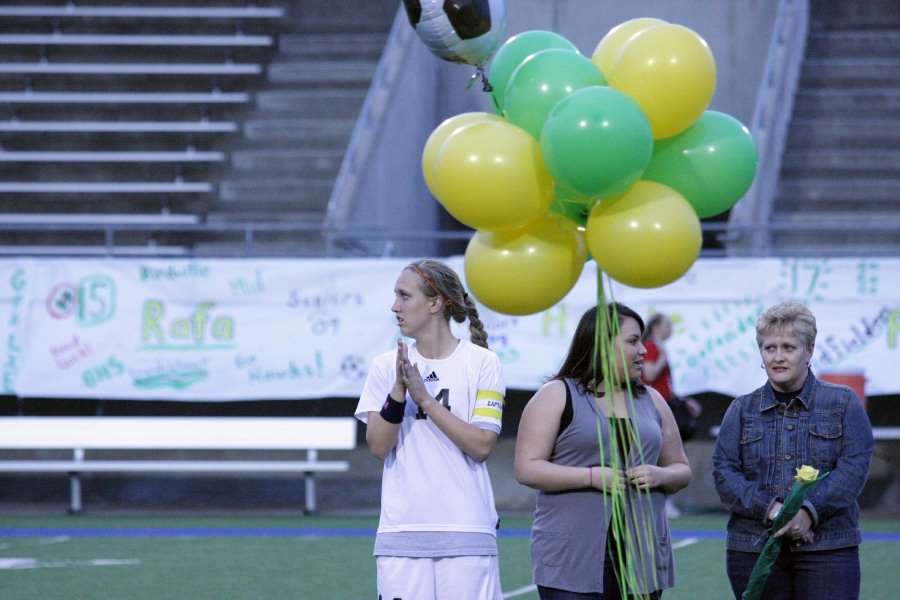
left=712, top=371, right=875, bottom=553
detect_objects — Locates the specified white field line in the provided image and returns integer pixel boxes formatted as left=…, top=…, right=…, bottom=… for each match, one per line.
left=503, top=584, right=537, bottom=599
left=0, top=557, right=140, bottom=570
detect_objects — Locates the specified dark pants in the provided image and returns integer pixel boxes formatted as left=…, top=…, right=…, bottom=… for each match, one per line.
left=726, top=546, right=860, bottom=600
left=538, top=533, right=662, bottom=600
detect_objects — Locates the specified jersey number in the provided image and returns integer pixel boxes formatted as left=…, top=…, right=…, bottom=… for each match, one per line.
left=416, top=388, right=450, bottom=420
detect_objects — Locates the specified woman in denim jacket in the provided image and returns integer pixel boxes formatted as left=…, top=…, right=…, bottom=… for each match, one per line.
left=712, top=301, right=874, bottom=600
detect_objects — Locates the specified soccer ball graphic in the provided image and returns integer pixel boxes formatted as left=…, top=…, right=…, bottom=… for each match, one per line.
left=402, top=0, right=506, bottom=67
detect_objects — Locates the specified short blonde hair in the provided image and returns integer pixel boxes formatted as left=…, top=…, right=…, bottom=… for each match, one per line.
left=756, top=301, right=817, bottom=347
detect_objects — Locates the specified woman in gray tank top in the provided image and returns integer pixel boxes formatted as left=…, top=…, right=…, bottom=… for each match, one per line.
left=515, top=304, right=692, bottom=599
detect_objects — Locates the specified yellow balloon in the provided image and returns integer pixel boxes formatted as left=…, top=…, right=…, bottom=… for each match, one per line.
left=586, top=181, right=701, bottom=288
left=608, top=24, right=716, bottom=139
left=465, top=213, right=587, bottom=315
left=432, top=119, right=554, bottom=231
left=422, top=112, right=504, bottom=195
left=591, top=17, right=667, bottom=78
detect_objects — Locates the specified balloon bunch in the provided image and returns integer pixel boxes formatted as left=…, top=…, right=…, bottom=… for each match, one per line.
left=418, top=18, right=758, bottom=315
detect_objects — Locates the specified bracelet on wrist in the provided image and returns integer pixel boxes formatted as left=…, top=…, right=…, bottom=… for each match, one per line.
left=379, top=394, right=405, bottom=424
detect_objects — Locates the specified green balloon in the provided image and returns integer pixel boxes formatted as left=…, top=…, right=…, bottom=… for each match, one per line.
left=549, top=187, right=592, bottom=228
left=504, top=49, right=607, bottom=140
left=541, top=86, right=653, bottom=199
left=488, top=30, right=579, bottom=113
left=643, top=111, right=758, bottom=218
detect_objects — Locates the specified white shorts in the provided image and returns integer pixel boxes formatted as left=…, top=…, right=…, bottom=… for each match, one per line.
left=376, top=554, right=502, bottom=600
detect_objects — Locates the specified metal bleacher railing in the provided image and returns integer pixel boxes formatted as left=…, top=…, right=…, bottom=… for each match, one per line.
left=725, top=0, right=810, bottom=256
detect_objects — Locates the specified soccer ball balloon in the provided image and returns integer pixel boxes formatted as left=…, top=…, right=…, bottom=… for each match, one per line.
left=402, top=0, right=506, bottom=67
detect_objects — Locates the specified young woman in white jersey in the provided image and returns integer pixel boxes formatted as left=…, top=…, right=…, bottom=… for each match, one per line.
left=355, top=259, right=506, bottom=600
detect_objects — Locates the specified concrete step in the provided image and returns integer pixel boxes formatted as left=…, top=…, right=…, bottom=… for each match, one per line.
left=284, top=2, right=396, bottom=35
left=0, top=197, right=205, bottom=218
left=204, top=210, right=325, bottom=224
left=255, top=89, right=366, bottom=117
left=793, top=87, right=900, bottom=117
left=769, top=212, right=900, bottom=253
left=0, top=73, right=265, bottom=94
left=776, top=177, right=897, bottom=211
left=2, top=102, right=245, bottom=123
left=229, top=148, right=343, bottom=174
left=217, top=177, right=333, bottom=206
left=801, top=57, right=900, bottom=88
left=780, top=148, right=899, bottom=177
left=242, top=117, right=354, bottom=145
left=787, top=117, right=898, bottom=148
left=0, top=44, right=272, bottom=65
left=277, top=32, right=387, bottom=59
left=267, top=60, right=377, bottom=86
left=0, top=160, right=215, bottom=179
left=810, top=0, right=900, bottom=31
left=806, top=30, right=900, bottom=59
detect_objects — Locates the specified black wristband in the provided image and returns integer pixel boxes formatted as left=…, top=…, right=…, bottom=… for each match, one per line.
left=379, top=394, right=405, bottom=424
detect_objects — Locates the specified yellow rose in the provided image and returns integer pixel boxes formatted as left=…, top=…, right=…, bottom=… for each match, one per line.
left=795, top=465, right=820, bottom=483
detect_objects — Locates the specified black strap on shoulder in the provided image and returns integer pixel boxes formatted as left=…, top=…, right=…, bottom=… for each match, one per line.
left=559, top=379, right=574, bottom=437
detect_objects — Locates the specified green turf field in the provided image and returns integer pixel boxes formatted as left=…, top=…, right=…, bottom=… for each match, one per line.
left=0, top=513, right=897, bottom=599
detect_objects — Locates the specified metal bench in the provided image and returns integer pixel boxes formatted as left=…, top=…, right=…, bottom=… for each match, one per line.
left=0, top=181, right=212, bottom=193
left=0, top=150, right=224, bottom=162
left=0, top=213, right=200, bottom=225
left=0, top=62, right=262, bottom=75
left=0, top=120, right=237, bottom=133
left=0, top=6, right=284, bottom=19
left=0, top=91, right=249, bottom=104
left=0, top=416, right=357, bottom=514
left=0, top=33, right=273, bottom=47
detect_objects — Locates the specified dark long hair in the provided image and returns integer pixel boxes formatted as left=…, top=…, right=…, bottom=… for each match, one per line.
left=553, top=303, right=646, bottom=396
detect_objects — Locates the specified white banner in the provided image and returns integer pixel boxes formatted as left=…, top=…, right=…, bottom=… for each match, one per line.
left=1, top=257, right=898, bottom=401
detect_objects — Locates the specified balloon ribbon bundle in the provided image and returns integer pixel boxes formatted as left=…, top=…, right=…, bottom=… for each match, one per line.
left=594, top=273, right=660, bottom=599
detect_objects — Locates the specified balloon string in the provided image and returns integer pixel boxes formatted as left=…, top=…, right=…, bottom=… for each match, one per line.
left=477, top=66, right=493, bottom=93
left=469, top=66, right=502, bottom=115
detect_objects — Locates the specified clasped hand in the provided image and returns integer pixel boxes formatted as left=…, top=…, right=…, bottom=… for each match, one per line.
left=594, top=465, right=663, bottom=494
left=395, top=340, right=431, bottom=408
left=625, top=464, right=665, bottom=490
left=773, top=507, right=814, bottom=545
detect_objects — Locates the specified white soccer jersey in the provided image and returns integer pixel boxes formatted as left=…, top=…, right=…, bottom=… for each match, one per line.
left=355, top=339, right=505, bottom=536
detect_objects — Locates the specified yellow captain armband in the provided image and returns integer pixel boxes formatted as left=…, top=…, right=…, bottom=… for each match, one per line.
left=471, top=389, right=504, bottom=428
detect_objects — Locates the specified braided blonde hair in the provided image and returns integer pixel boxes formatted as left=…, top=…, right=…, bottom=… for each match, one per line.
left=405, top=259, right=489, bottom=349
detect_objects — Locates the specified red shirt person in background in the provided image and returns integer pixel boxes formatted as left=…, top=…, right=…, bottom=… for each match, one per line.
left=641, top=313, right=702, bottom=434
left=641, top=313, right=701, bottom=518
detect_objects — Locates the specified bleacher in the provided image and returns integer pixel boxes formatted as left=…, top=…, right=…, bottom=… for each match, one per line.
left=0, top=1, right=396, bottom=256
left=0, top=1, right=280, bottom=253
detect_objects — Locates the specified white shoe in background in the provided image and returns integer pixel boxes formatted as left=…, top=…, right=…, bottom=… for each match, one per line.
left=665, top=498, right=681, bottom=518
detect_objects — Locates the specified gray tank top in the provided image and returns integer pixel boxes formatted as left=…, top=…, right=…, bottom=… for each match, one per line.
left=530, top=378, right=675, bottom=594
